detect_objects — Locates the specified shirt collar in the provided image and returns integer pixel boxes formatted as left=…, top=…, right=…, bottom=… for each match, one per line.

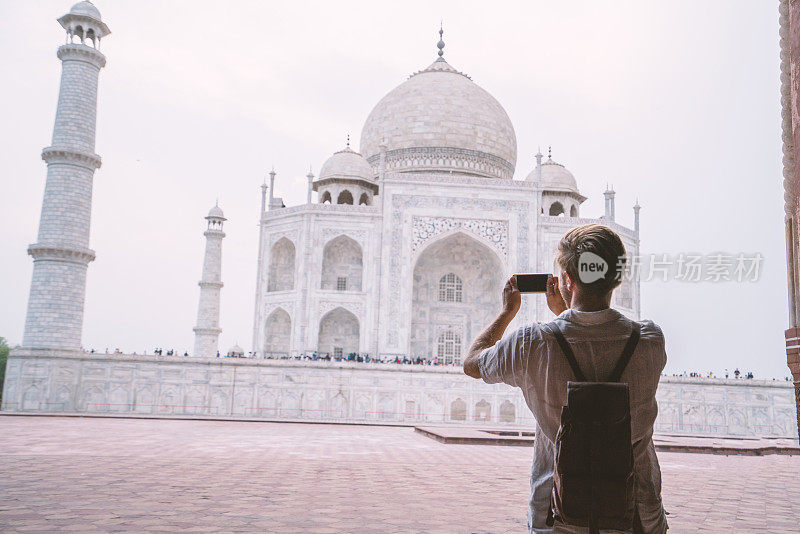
left=558, top=307, right=622, bottom=326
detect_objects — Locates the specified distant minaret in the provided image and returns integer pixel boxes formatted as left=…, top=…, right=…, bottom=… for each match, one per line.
left=22, top=2, right=110, bottom=349
left=193, top=204, right=226, bottom=357
left=534, top=148, right=544, bottom=183
left=633, top=199, right=641, bottom=234
left=604, top=185, right=616, bottom=222
left=306, top=167, right=315, bottom=204
left=267, top=169, right=276, bottom=208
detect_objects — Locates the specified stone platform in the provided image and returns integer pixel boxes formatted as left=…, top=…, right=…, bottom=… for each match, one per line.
left=2, top=350, right=798, bottom=439
left=414, top=426, right=800, bottom=455
left=1, top=416, right=799, bottom=533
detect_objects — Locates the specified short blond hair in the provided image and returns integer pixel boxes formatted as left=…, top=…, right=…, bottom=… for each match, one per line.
left=556, top=224, right=626, bottom=295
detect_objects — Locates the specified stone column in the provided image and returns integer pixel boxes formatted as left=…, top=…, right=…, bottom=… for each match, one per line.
left=780, top=0, right=800, bottom=439
left=22, top=6, right=110, bottom=350
left=193, top=206, right=226, bottom=357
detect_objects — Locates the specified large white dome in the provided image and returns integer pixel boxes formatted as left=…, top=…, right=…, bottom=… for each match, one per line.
left=359, top=57, right=517, bottom=179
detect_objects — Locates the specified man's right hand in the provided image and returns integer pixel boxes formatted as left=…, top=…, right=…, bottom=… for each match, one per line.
left=546, top=274, right=568, bottom=316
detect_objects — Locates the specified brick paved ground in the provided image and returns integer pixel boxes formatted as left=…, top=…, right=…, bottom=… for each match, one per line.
left=0, top=416, right=798, bottom=533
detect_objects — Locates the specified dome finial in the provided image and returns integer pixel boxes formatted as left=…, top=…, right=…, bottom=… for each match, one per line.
left=346, top=133, right=350, bottom=148
left=437, top=22, right=445, bottom=58
left=548, top=145, right=552, bottom=160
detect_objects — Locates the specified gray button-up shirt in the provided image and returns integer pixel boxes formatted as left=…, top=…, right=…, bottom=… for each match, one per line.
left=478, top=308, right=668, bottom=534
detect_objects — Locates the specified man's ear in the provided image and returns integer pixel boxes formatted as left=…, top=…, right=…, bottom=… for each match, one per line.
left=562, top=270, right=576, bottom=291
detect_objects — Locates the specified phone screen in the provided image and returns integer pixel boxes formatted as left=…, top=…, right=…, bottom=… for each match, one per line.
left=515, top=273, right=549, bottom=293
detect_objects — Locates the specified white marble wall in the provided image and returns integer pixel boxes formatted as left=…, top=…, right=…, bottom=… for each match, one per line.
left=2, top=350, right=796, bottom=439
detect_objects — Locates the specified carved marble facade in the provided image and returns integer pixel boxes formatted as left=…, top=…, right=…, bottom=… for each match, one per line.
left=251, top=171, right=641, bottom=363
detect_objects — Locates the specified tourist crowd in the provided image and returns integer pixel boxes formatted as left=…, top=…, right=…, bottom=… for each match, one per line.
left=83, top=348, right=794, bottom=380
left=263, top=352, right=451, bottom=366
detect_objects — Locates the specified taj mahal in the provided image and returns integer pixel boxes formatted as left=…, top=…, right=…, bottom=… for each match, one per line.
left=3, top=2, right=796, bottom=440
left=245, top=28, right=641, bottom=363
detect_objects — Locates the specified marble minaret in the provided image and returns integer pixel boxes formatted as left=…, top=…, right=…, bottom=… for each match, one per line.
left=604, top=185, right=616, bottom=222
left=193, top=204, right=226, bottom=357
left=22, top=1, right=110, bottom=349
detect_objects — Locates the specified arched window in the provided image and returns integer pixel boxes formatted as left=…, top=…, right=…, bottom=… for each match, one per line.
left=264, top=308, right=291, bottom=356
left=450, top=398, right=467, bottom=421
left=317, top=307, right=359, bottom=357
left=438, top=273, right=463, bottom=302
left=437, top=330, right=462, bottom=365
left=358, top=192, right=369, bottom=206
left=549, top=201, right=565, bottom=216
left=474, top=399, right=491, bottom=421
left=321, top=235, right=363, bottom=291
left=570, top=205, right=578, bottom=217
left=267, top=238, right=295, bottom=292
left=320, top=191, right=332, bottom=204
left=337, top=190, right=353, bottom=205
left=499, top=400, right=516, bottom=423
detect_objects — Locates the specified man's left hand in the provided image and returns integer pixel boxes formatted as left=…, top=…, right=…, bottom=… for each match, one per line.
left=502, top=275, right=521, bottom=319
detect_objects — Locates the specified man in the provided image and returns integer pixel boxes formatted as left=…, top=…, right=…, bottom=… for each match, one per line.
left=463, top=224, right=668, bottom=534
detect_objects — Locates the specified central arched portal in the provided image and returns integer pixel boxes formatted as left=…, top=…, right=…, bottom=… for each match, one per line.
left=411, top=232, right=505, bottom=364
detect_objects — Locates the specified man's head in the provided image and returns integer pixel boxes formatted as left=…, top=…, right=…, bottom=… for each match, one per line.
left=555, top=224, right=626, bottom=307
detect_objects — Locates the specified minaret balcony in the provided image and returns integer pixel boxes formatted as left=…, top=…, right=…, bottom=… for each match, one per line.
left=57, top=43, right=106, bottom=68
left=27, top=244, right=96, bottom=264
left=42, top=147, right=102, bottom=170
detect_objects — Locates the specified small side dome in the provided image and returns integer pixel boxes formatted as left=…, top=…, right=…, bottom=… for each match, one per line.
left=228, top=344, right=245, bottom=356
left=319, top=146, right=374, bottom=182
left=70, top=1, right=102, bottom=20
left=526, top=157, right=579, bottom=193
left=207, top=204, right=225, bottom=219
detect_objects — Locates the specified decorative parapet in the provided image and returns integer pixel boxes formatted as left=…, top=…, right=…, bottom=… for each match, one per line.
left=262, top=203, right=381, bottom=221
left=41, top=147, right=102, bottom=170
left=27, top=244, right=95, bottom=264
left=539, top=215, right=637, bottom=240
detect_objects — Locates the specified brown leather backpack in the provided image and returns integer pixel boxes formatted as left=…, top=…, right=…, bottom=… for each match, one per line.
left=546, top=321, right=641, bottom=534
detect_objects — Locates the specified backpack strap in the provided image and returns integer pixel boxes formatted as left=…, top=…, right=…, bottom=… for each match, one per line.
left=549, top=322, right=588, bottom=382
left=608, top=322, right=642, bottom=382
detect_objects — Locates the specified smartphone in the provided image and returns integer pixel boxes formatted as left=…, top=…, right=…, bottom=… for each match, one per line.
left=515, top=273, right=550, bottom=293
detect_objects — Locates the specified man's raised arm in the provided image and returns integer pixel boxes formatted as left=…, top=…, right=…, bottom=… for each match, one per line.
left=463, top=276, right=521, bottom=379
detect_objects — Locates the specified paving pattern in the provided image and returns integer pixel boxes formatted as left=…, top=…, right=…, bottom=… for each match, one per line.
left=0, top=415, right=799, bottom=533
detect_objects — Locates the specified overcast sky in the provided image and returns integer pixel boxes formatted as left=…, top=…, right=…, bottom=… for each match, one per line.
left=0, top=1, right=790, bottom=378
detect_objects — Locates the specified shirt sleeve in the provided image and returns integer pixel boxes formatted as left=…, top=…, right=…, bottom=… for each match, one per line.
left=477, top=325, right=534, bottom=387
